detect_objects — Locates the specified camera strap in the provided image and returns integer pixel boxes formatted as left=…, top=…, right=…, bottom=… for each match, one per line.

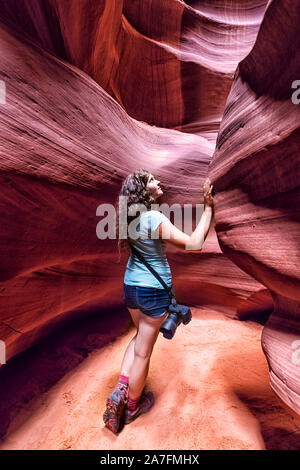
left=129, top=242, right=175, bottom=303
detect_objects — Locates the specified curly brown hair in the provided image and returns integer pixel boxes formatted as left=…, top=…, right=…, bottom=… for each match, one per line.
left=116, top=168, right=156, bottom=260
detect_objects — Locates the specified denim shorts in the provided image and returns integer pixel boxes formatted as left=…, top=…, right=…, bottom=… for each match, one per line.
left=123, top=283, right=171, bottom=318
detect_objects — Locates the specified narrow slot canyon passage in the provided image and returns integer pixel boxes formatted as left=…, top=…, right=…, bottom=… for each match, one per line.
left=0, top=0, right=300, bottom=451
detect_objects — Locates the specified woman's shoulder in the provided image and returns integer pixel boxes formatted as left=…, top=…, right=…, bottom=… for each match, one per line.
left=141, top=210, right=168, bottom=231
left=145, top=209, right=159, bottom=214
left=144, top=209, right=167, bottom=216
left=142, top=209, right=165, bottom=220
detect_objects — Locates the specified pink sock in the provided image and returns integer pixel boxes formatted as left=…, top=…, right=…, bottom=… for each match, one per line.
left=118, top=375, right=129, bottom=386
left=127, top=395, right=140, bottom=411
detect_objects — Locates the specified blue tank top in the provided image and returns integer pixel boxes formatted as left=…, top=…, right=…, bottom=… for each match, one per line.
left=124, top=210, right=172, bottom=289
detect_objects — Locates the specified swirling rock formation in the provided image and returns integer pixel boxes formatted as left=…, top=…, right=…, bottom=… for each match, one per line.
left=0, top=20, right=268, bottom=362
left=0, top=0, right=275, bottom=401
left=209, top=0, right=300, bottom=413
left=0, top=0, right=268, bottom=132
left=0, top=24, right=211, bottom=360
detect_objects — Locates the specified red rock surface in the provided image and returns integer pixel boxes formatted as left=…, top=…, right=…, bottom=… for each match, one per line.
left=0, top=0, right=268, bottom=132
left=1, top=0, right=299, bottom=447
left=209, top=0, right=300, bottom=414
left=0, top=2, right=270, bottom=363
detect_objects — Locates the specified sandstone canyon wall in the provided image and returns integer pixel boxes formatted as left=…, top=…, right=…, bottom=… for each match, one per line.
left=0, top=0, right=271, bottom=363
left=209, top=0, right=300, bottom=413
left=2, top=0, right=298, bottom=417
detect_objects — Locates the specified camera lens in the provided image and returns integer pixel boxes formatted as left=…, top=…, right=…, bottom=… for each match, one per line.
left=159, top=312, right=180, bottom=339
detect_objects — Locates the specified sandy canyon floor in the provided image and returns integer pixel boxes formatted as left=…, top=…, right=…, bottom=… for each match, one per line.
left=1, top=307, right=300, bottom=450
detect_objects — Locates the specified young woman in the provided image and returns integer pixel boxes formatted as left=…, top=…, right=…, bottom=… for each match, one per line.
left=103, top=169, right=214, bottom=434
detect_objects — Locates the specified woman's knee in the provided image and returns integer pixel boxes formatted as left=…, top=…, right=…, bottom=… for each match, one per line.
left=134, top=342, right=153, bottom=360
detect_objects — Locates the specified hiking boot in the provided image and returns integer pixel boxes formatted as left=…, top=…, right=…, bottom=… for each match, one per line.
left=124, top=391, right=154, bottom=425
left=103, top=384, right=128, bottom=434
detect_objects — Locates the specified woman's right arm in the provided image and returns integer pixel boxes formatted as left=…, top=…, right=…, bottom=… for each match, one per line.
left=158, top=179, right=214, bottom=251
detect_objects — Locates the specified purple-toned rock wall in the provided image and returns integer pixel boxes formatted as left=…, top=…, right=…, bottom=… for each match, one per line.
left=3, top=0, right=299, bottom=417
left=209, top=0, right=300, bottom=413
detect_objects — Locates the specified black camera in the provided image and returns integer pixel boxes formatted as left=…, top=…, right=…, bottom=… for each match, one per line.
left=159, top=300, right=192, bottom=339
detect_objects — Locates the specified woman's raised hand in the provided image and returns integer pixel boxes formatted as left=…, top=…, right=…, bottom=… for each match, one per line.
left=203, top=177, right=214, bottom=208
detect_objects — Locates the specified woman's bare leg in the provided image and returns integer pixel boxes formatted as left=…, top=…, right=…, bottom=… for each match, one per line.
left=128, top=310, right=167, bottom=400
left=120, top=308, right=139, bottom=377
